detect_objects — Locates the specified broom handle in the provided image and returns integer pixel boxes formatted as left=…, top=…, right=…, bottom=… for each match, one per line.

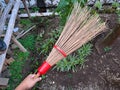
left=34, top=45, right=67, bottom=78
left=36, top=45, right=66, bottom=77
left=37, top=61, right=51, bottom=75
left=34, top=61, right=51, bottom=78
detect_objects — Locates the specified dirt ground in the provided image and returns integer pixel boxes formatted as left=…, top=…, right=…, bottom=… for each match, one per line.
left=32, top=14, right=120, bottom=90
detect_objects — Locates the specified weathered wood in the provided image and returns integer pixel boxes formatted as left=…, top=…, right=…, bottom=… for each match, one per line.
left=4, top=57, right=14, bottom=65
left=12, top=36, right=27, bottom=52
left=2, top=57, right=14, bottom=72
left=22, top=0, right=31, bottom=18
left=0, top=78, right=9, bottom=86
left=0, top=8, right=3, bottom=17
left=0, top=0, right=14, bottom=35
left=0, top=0, right=21, bottom=74
left=19, top=12, right=58, bottom=17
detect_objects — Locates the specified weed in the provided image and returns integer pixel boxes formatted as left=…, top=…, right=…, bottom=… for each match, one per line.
left=20, top=19, right=32, bottom=26
left=36, top=27, right=62, bottom=56
left=31, top=7, right=39, bottom=12
left=49, top=27, right=62, bottom=39
left=112, top=1, right=120, bottom=9
left=104, top=47, right=111, bottom=52
left=54, top=43, right=92, bottom=72
left=56, top=0, right=87, bottom=25
left=94, top=1, right=103, bottom=10
left=6, top=52, right=29, bottom=90
left=41, top=75, right=46, bottom=79
left=19, top=34, right=36, bottom=51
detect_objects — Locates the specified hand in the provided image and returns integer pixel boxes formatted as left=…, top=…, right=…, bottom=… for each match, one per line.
left=15, top=74, right=41, bottom=90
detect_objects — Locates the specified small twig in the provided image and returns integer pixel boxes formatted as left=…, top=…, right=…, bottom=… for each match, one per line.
left=16, top=25, right=36, bottom=39
left=22, top=0, right=31, bottom=18
left=112, top=59, right=120, bottom=67
left=114, top=78, right=120, bottom=82
left=99, top=74, right=107, bottom=83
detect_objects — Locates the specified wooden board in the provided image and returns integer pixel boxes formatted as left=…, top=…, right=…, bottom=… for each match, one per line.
left=0, top=78, right=9, bottom=86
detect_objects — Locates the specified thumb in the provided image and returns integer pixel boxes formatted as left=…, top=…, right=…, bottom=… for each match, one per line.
left=34, top=77, right=42, bottom=82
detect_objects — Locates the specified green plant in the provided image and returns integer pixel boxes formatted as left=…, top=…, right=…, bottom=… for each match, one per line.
left=104, top=46, right=111, bottom=52
left=6, top=52, right=29, bottom=90
left=56, top=0, right=87, bottom=25
left=36, top=27, right=62, bottom=56
left=41, top=75, right=46, bottom=79
left=19, top=34, right=36, bottom=51
left=49, top=28, right=62, bottom=40
left=31, top=7, right=39, bottom=12
left=54, top=43, right=92, bottom=72
left=20, top=19, right=32, bottom=26
left=112, top=1, right=120, bottom=9
left=94, top=0, right=102, bottom=10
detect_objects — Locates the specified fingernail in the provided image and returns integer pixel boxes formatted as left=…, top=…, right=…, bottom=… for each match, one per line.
left=39, top=77, right=42, bottom=80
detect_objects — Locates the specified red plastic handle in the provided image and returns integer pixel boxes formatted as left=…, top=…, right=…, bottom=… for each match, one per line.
left=37, top=61, right=51, bottom=76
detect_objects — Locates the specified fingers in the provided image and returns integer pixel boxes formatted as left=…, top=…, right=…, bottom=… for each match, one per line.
left=35, top=77, right=42, bottom=82
left=31, top=74, right=35, bottom=78
left=29, top=74, right=42, bottom=82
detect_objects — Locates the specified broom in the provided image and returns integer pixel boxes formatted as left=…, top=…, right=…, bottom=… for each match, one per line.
left=36, top=3, right=106, bottom=77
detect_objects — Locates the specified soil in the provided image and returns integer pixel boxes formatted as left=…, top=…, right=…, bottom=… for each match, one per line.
left=32, top=14, right=120, bottom=90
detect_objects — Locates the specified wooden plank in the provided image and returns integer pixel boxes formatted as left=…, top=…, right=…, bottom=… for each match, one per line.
left=0, top=0, right=21, bottom=74
left=0, top=0, right=14, bottom=35
left=19, top=12, right=58, bottom=17
left=12, top=36, right=27, bottom=52
left=0, top=78, right=9, bottom=86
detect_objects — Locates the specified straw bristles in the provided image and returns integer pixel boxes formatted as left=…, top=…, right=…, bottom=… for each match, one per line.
left=46, top=3, right=106, bottom=66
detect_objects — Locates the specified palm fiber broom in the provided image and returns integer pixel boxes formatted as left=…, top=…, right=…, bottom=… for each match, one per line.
left=36, top=3, right=106, bottom=76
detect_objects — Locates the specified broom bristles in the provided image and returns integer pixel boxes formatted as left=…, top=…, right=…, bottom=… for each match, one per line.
left=46, top=3, right=106, bottom=66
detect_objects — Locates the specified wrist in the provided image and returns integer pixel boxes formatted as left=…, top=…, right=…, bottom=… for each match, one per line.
left=15, top=83, right=29, bottom=90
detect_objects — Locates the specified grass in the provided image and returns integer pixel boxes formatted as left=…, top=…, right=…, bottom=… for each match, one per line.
left=19, top=34, right=36, bottom=51
left=6, top=52, right=29, bottom=90
left=20, top=19, right=32, bottom=26
left=19, top=18, right=34, bottom=30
